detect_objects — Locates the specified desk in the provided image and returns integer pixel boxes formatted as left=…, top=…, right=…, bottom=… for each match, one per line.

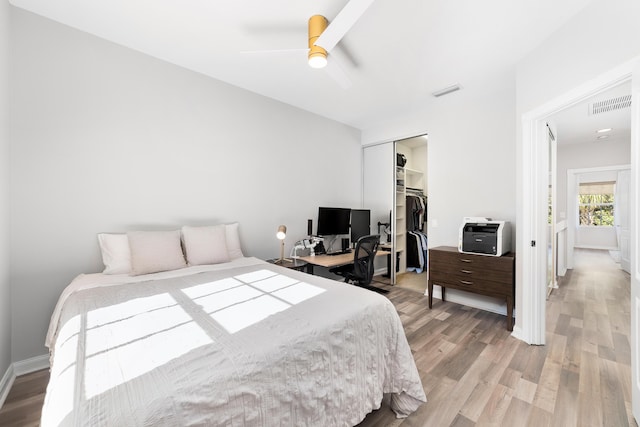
left=298, top=251, right=387, bottom=275
left=378, top=243, right=403, bottom=278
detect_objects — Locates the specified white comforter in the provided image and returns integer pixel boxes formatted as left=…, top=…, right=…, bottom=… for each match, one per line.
left=42, top=257, right=426, bottom=426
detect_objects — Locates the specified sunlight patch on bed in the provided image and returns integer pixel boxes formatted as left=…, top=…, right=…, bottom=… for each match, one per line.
left=86, top=304, right=195, bottom=355
left=272, top=282, right=325, bottom=304
left=234, top=269, right=277, bottom=283
left=86, top=293, right=178, bottom=328
left=250, top=274, right=298, bottom=293
left=56, top=314, right=80, bottom=352
left=210, top=294, right=290, bottom=333
left=43, top=335, right=77, bottom=427
left=181, top=277, right=243, bottom=299
left=198, top=272, right=327, bottom=333
left=191, top=284, right=263, bottom=313
left=83, top=294, right=211, bottom=399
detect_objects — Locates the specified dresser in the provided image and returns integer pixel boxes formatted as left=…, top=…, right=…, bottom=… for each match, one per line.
left=428, top=246, right=515, bottom=331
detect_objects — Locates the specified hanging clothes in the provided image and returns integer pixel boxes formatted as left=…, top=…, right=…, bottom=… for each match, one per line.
left=405, top=190, right=427, bottom=273
left=406, top=193, right=427, bottom=232
left=406, top=231, right=428, bottom=273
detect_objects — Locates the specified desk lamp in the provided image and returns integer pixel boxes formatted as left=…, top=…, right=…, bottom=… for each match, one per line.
left=275, top=225, right=291, bottom=264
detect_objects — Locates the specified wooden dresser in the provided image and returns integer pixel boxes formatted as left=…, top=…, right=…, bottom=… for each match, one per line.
left=428, top=246, right=515, bottom=331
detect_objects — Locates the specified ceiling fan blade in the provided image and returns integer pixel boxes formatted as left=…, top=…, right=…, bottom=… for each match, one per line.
left=315, top=0, right=375, bottom=52
left=324, top=53, right=352, bottom=89
left=241, top=48, right=307, bottom=56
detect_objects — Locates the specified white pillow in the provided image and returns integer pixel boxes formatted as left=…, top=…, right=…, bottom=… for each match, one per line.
left=182, top=225, right=230, bottom=266
left=225, top=222, right=244, bottom=260
left=127, top=230, right=187, bottom=275
left=97, top=233, right=131, bottom=275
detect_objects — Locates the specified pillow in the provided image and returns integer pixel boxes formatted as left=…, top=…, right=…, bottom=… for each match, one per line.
left=127, top=230, right=187, bottom=275
left=225, top=222, right=244, bottom=260
left=182, top=225, right=230, bottom=266
left=97, top=233, right=131, bottom=275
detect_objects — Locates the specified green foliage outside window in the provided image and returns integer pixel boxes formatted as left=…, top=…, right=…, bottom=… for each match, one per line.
left=578, top=194, right=614, bottom=226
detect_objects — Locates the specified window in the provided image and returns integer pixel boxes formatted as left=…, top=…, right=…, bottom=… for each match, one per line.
left=578, top=182, right=615, bottom=226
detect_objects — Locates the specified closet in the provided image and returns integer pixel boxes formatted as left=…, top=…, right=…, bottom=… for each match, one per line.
left=362, top=134, right=428, bottom=285
left=395, top=137, right=428, bottom=278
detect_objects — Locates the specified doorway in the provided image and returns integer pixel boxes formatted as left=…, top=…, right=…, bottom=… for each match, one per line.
left=519, top=59, right=639, bottom=419
left=545, top=80, right=632, bottom=299
left=394, top=135, right=428, bottom=293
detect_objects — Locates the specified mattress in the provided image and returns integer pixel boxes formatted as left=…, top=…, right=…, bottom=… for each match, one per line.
left=42, top=257, right=426, bottom=426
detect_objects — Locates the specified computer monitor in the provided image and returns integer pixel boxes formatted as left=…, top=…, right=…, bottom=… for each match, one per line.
left=317, top=207, right=351, bottom=236
left=350, top=209, right=371, bottom=244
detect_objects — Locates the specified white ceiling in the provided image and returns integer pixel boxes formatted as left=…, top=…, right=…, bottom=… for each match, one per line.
left=550, top=80, right=632, bottom=146
left=9, top=0, right=594, bottom=130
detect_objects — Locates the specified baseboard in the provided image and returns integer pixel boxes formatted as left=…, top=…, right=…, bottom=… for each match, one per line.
left=13, top=354, right=49, bottom=376
left=0, top=354, right=49, bottom=411
left=374, top=267, right=387, bottom=277
left=0, top=363, right=15, bottom=410
left=510, top=325, right=524, bottom=342
left=574, top=245, right=618, bottom=251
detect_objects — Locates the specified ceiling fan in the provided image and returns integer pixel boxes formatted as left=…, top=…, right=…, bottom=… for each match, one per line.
left=244, top=0, right=375, bottom=89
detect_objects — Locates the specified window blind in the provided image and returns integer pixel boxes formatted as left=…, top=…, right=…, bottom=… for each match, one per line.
left=578, top=181, right=615, bottom=195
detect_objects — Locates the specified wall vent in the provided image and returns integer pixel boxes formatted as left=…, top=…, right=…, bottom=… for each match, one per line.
left=590, top=94, right=632, bottom=115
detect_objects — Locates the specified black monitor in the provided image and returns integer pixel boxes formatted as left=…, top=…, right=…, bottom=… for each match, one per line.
left=317, top=207, right=351, bottom=236
left=350, top=209, right=371, bottom=244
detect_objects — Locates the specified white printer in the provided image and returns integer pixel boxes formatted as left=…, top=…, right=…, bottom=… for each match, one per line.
left=458, top=217, right=511, bottom=256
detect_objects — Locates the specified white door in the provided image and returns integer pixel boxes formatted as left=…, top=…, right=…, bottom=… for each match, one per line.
left=362, top=143, right=395, bottom=283
left=547, top=124, right=558, bottom=294
left=630, top=61, right=640, bottom=423
left=616, top=169, right=631, bottom=273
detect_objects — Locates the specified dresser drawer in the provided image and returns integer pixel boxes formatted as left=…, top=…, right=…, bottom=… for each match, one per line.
left=429, top=261, right=513, bottom=285
left=429, top=270, right=513, bottom=297
left=429, top=249, right=514, bottom=274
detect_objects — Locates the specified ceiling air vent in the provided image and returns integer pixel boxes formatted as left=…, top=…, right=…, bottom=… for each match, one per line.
left=432, top=84, right=462, bottom=97
left=590, top=94, right=632, bottom=115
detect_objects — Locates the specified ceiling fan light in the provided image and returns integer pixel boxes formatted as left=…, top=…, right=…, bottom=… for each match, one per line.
left=308, top=52, right=328, bottom=68
left=308, top=15, right=329, bottom=69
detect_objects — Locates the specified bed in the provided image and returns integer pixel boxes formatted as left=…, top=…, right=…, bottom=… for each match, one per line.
left=41, top=229, right=426, bottom=426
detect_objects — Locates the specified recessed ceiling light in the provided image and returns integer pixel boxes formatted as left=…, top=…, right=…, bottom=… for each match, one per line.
left=597, top=134, right=610, bottom=140
left=597, top=128, right=613, bottom=133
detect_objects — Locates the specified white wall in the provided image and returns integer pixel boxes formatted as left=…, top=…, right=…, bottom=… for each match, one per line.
left=0, top=0, right=11, bottom=380
left=574, top=169, right=628, bottom=249
left=558, top=140, right=631, bottom=250
left=362, top=74, right=516, bottom=314
left=516, top=0, right=640, bottom=115
left=363, top=76, right=516, bottom=249
left=9, top=8, right=362, bottom=362
left=556, top=139, right=630, bottom=217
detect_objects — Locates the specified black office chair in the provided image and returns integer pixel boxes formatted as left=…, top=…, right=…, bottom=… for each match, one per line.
left=330, top=235, right=383, bottom=291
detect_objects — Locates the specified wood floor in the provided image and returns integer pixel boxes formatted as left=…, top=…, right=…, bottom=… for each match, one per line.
left=0, top=249, right=634, bottom=426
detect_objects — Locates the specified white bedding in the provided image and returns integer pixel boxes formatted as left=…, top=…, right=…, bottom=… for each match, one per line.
left=42, top=257, right=426, bottom=426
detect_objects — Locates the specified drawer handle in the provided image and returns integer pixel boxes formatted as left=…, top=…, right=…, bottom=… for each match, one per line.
left=460, top=269, right=473, bottom=274
left=460, top=259, right=472, bottom=263
left=459, top=280, right=473, bottom=286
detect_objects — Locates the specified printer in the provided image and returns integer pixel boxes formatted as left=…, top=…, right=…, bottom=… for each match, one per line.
left=458, top=217, right=511, bottom=256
